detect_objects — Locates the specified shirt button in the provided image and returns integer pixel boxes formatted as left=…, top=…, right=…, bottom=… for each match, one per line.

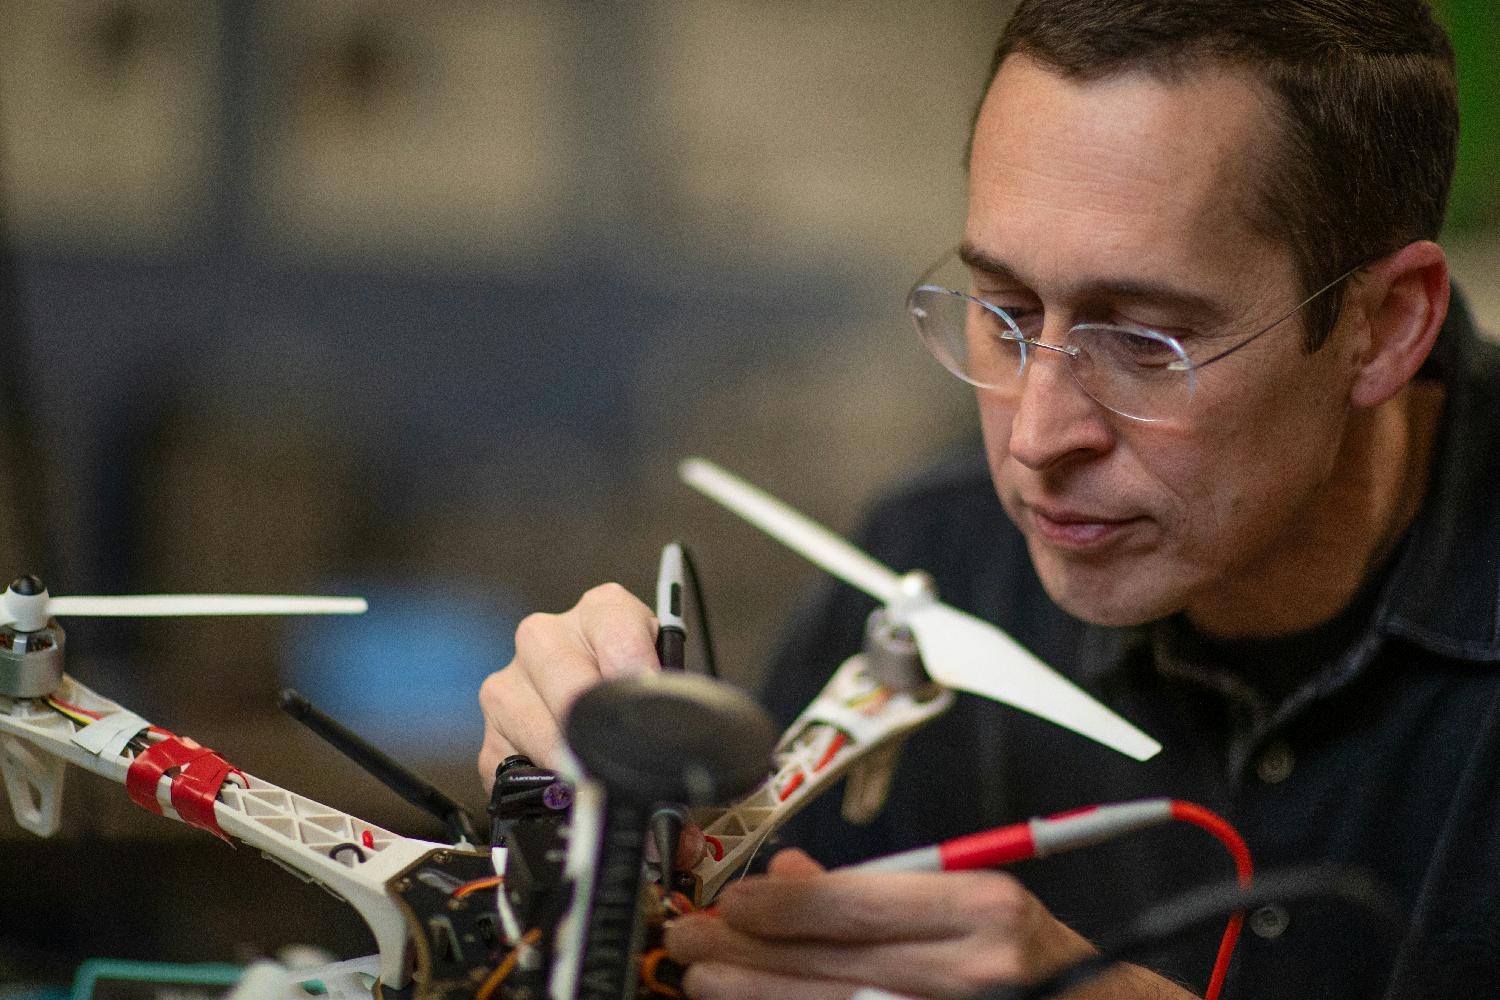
left=1256, top=741, right=1295, bottom=784
left=1250, top=903, right=1291, bottom=939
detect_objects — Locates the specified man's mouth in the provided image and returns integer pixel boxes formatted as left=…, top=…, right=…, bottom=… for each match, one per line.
left=1026, top=504, right=1143, bottom=551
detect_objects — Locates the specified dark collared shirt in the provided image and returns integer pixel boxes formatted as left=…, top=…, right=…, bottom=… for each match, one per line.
left=762, top=292, right=1500, bottom=999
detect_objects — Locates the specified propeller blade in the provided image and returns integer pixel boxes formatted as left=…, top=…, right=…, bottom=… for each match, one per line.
left=678, top=458, right=1162, bottom=761
left=44, top=595, right=368, bottom=618
left=905, top=602, right=1161, bottom=761
left=680, top=457, right=902, bottom=603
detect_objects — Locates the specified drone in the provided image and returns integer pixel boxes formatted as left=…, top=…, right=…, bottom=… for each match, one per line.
left=0, top=457, right=1215, bottom=1000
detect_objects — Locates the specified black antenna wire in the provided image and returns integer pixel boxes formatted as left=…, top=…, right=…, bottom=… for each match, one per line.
left=280, top=687, right=479, bottom=845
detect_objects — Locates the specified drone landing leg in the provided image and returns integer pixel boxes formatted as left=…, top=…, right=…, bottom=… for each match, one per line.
left=1, top=732, right=63, bottom=834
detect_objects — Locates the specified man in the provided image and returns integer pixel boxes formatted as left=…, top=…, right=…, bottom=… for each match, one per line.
left=480, top=2, right=1500, bottom=997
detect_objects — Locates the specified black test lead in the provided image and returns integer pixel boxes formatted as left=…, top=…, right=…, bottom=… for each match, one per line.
left=655, top=541, right=687, bottom=672
left=651, top=541, right=690, bottom=889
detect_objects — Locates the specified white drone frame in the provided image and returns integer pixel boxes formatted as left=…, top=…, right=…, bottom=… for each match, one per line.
left=0, top=457, right=1161, bottom=999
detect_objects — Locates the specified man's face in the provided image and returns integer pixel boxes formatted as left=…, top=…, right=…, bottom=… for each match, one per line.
left=968, top=56, right=1364, bottom=631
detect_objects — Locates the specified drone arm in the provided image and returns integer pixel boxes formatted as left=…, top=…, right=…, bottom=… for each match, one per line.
left=687, top=652, right=952, bottom=903
left=197, top=780, right=439, bottom=990
left=0, top=674, right=445, bottom=990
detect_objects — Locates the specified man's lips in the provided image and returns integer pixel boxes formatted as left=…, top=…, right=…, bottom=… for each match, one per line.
left=1026, top=504, right=1143, bottom=549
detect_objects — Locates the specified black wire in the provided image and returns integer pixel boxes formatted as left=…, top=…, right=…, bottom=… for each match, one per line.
left=328, top=841, right=367, bottom=864
left=678, top=544, right=718, bottom=678
left=969, top=866, right=1402, bottom=1000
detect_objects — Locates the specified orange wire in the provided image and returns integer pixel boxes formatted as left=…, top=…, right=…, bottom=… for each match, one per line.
left=451, top=875, right=504, bottom=899
left=474, top=927, right=540, bottom=1000
left=640, top=947, right=683, bottom=998
left=1170, top=801, right=1253, bottom=1000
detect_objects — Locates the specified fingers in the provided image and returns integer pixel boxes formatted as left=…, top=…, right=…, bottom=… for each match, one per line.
left=642, top=818, right=710, bottom=870
left=711, top=866, right=1024, bottom=943
left=766, top=847, right=826, bottom=879
left=478, top=663, right=572, bottom=776
left=476, top=583, right=659, bottom=782
left=668, top=915, right=1001, bottom=999
left=682, top=961, right=863, bottom=1000
left=665, top=866, right=1096, bottom=999
left=572, top=583, right=660, bottom=678
left=677, top=822, right=708, bottom=869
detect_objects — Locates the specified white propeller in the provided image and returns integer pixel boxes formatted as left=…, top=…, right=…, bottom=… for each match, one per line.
left=679, top=457, right=1161, bottom=761
left=0, top=576, right=367, bottom=634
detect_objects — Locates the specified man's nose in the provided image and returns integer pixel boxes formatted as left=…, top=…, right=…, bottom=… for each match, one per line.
left=1004, top=342, right=1115, bottom=470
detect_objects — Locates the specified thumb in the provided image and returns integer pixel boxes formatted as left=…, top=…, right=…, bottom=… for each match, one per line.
left=766, top=847, right=826, bottom=879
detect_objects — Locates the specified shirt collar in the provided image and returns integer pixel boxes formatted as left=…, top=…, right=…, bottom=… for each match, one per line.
left=1380, top=288, right=1500, bottom=661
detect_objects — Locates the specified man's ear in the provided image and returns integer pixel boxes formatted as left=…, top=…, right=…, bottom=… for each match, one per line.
left=1347, top=240, right=1449, bottom=409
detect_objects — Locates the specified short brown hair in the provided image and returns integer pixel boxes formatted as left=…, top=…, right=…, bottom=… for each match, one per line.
left=980, top=0, right=1458, bottom=348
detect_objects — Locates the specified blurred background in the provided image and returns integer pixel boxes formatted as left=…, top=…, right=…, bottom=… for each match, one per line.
left=0, top=0, right=1494, bottom=989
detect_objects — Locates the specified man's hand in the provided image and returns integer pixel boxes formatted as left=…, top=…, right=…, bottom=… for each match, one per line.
left=477, top=583, right=660, bottom=782
left=664, top=849, right=1198, bottom=1000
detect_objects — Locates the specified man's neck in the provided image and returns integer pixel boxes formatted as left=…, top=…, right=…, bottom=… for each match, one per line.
left=1185, top=382, right=1445, bottom=640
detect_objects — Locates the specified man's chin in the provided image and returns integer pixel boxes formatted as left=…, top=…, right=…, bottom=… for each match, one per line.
left=1030, top=551, right=1180, bottom=627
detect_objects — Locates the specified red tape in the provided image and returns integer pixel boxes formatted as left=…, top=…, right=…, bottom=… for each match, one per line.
left=125, top=736, right=245, bottom=843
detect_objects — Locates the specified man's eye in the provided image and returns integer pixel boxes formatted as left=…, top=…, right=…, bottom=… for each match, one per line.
left=1123, top=330, right=1177, bottom=355
left=1114, top=314, right=1193, bottom=341
left=1113, top=330, right=1183, bottom=368
left=985, top=302, right=1042, bottom=334
left=1077, top=327, right=1182, bottom=370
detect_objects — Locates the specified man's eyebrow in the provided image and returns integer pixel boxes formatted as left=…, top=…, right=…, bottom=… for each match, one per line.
left=958, top=243, right=1023, bottom=282
left=957, top=242, right=1231, bottom=324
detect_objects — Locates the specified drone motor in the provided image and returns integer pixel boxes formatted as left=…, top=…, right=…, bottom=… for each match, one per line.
left=0, top=576, right=63, bottom=698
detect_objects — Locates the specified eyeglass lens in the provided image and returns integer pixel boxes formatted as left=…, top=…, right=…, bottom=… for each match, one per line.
left=908, top=284, right=1194, bottom=421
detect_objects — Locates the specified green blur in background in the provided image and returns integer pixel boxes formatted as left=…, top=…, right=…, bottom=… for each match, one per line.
left=1438, top=0, right=1500, bottom=232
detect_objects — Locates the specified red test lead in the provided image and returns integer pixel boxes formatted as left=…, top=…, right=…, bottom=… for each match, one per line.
left=854, top=798, right=1178, bottom=873
left=849, top=799, right=1252, bottom=1000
